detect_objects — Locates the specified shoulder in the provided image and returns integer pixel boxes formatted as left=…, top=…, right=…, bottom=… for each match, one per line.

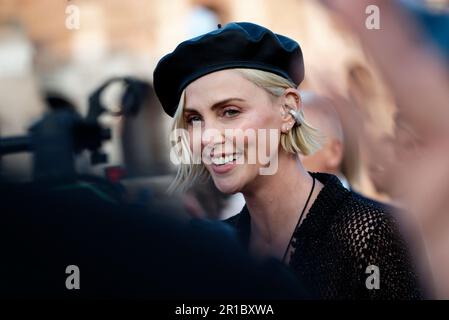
left=334, top=190, right=403, bottom=252
left=337, top=191, right=399, bottom=236
left=334, top=193, right=423, bottom=298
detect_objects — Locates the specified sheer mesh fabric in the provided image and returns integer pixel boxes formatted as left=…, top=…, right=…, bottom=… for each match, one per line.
left=224, top=173, right=423, bottom=299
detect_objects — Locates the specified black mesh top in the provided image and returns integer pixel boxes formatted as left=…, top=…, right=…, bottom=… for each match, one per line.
left=224, top=172, right=423, bottom=299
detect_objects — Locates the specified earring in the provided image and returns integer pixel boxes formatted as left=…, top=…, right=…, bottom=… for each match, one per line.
left=287, top=108, right=302, bottom=127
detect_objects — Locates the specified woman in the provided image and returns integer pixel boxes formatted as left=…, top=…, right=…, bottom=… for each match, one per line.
left=153, top=22, right=422, bottom=299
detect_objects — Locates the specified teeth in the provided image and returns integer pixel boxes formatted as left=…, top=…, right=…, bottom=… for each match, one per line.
left=212, top=154, right=239, bottom=165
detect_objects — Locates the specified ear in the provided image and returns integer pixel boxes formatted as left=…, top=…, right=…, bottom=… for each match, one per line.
left=326, top=139, right=344, bottom=171
left=279, top=88, right=302, bottom=133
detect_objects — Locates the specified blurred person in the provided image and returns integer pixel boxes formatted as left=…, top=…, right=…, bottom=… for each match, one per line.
left=300, top=91, right=404, bottom=215
left=319, top=0, right=449, bottom=141
left=183, top=178, right=230, bottom=219
left=299, top=90, right=430, bottom=289
left=345, top=64, right=398, bottom=204
left=183, top=179, right=246, bottom=220
left=120, top=79, right=172, bottom=178
left=153, top=22, right=423, bottom=299
left=320, top=0, right=449, bottom=299
left=301, top=64, right=399, bottom=205
left=0, top=175, right=307, bottom=299
left=299, top=92, right=348, bottom=188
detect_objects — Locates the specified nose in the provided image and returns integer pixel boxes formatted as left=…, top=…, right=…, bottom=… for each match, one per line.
left=200, top=120, right=225, bottom=149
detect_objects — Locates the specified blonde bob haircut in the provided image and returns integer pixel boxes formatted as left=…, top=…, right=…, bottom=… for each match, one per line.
left=167, top=68, right=321, bottom=193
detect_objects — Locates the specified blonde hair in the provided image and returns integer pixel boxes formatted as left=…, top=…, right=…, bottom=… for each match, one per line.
left=167, top=68, right=321, bottom=193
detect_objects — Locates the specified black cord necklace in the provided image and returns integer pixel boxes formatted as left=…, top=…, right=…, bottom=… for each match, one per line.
left=282, top=175, right=316, bottom=263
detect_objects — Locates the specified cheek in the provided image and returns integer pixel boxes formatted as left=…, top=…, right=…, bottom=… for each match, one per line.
left=187, top=125, right=210, bottom=162
left=238, top=115, right=281, bottom=157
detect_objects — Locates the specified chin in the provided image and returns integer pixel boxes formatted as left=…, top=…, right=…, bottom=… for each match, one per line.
left=212, top=177, right=242, bottom=195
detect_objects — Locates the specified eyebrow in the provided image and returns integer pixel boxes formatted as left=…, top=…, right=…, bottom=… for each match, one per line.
left=184, top=98, right=245, bottom=113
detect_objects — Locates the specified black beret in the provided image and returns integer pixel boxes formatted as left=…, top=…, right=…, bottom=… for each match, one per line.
left=153, top=22, right=305, bottom=117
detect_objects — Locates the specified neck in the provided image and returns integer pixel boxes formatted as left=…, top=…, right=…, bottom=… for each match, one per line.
left=241, top=152, right=323, bottom=259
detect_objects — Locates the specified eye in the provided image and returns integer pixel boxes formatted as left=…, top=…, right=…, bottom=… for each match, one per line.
left=186, top=114, right=202, bottom=125
left=222, top=108, right=240, bottom=118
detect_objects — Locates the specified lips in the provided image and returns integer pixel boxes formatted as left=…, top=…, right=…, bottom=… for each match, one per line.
left=211, top=153, right=239, bottom=165
left=209, top=153, right=242, bottom=174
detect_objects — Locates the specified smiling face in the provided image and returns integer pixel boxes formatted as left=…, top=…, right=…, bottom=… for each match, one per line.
left=183, top=69, right=286, bottom=194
